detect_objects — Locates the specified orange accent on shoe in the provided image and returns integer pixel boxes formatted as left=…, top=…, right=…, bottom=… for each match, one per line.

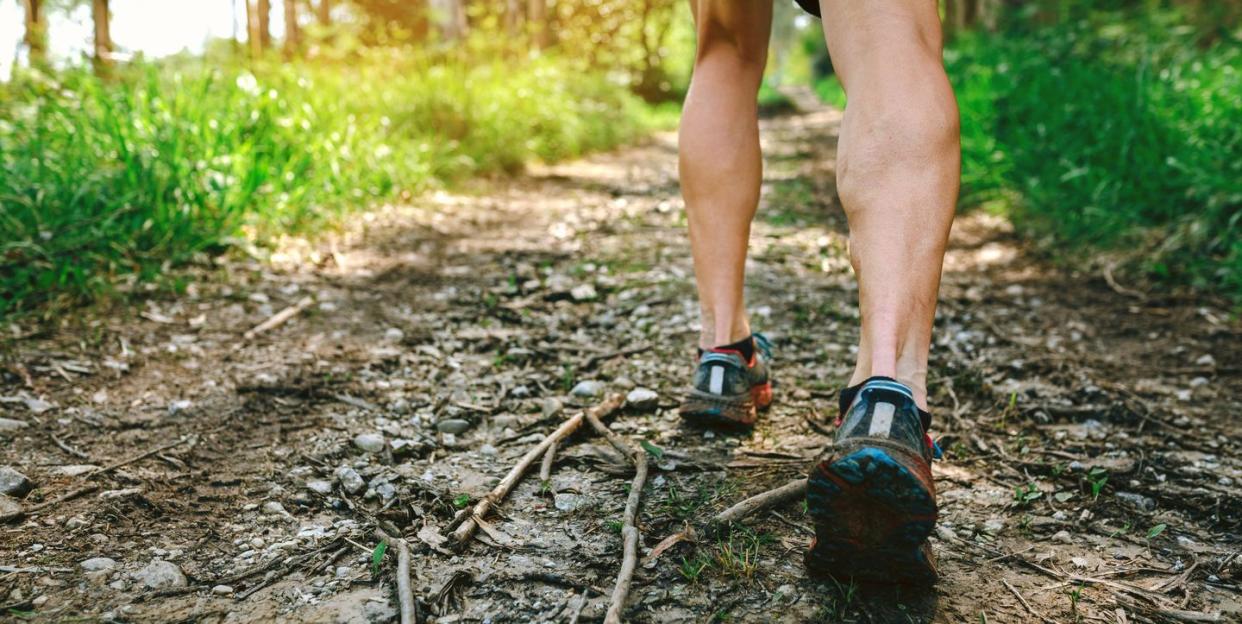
left=751, top=381, right=773, bottom=410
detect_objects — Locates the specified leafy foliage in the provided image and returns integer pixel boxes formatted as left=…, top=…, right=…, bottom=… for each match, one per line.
left=0, top=50, right=665, bottom=317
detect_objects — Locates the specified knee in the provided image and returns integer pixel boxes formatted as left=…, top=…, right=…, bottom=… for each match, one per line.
left=693, top=2, right=769, bottom=72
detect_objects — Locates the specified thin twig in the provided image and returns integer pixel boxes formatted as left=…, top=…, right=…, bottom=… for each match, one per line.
left=50, top=433, right=91, bottom=460
left=711, top=478, right=807, bottom=528
left=0, top=485, right=99, bottom=523
left=88, top=436, right=194, bottom=478
left=377, top=530, right=417, bottom=624
left=539, top=441, right=558, bottom=486
left=450, top=395, right=625, bottom=546
left=583, top=345, right=652, bottom=370
left=1002, top=578, right=1056, bottom=624
left=605, top=447, right=648, bottom=624
left=243, top=296, right=314, bottom=340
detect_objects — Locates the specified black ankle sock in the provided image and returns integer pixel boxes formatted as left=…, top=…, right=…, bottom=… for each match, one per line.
left=699, top=335, right=756, bottom=362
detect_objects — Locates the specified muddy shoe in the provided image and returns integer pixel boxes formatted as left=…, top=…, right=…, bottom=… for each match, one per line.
left=678, top=333, right=773, bottom=428
left=805, top=376, right=939, bottom=584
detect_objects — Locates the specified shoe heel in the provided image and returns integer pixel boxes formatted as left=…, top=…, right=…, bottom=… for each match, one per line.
left=805, top=445, right=938, bottom=583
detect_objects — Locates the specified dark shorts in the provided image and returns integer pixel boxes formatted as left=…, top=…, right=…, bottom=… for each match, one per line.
left=796, top=0, right=821, bottom=17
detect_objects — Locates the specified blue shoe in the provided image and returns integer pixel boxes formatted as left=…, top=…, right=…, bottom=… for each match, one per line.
left=805, top=376, right=939, bottom=584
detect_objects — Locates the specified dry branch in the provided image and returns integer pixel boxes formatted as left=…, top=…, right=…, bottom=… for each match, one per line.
left=711, top=478, right=807, bottom=528
left=604, top=439, right=648, bottom=624
left=539, top=440, right=558, bottom=485
left=243, top=296, right=314, bottom=339
left=450, top=394, right=625, bottom=546
left=375, top=530, right=416, bottom=624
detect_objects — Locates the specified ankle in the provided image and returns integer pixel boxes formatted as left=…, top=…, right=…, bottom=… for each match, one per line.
left=848, top=366, right=928, bottom=410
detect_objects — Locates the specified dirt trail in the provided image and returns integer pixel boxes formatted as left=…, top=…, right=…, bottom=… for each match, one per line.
left=2, top=101, right=1240, bottom=624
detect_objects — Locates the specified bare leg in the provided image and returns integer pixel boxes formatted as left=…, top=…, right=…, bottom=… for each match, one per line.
left=819, top=0, right=960, bottom=409
left=678, top=0, right=773, bottom=350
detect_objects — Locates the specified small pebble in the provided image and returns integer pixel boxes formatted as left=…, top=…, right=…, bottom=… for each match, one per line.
left=625, top=388, right=659, bottom=411
left=212, top=585, right=234, bottom=595
left=0, top=466, right=32, bottom=497
left=1052, top=530, right=1073, bottom=544
left=436, top=419, right=472, bottom=435
left=80, top=557, right=118, bottom=572
left=353, top=433, right=386, bottom=453
left=306, top=480, right=333, bottom=495
left=334, top=466, right=365, bottom=494
left=571, top=380, right=605, bottom=398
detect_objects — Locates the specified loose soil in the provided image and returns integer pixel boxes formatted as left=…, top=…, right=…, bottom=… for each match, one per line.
left=2, top=99, right=1239, bottom=623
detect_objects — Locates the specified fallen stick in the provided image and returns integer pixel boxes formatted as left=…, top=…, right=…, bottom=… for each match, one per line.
left=243, top=296, right=314, bottom=340
left=604, top=441, right=648, bottom=624
left=584, top=408, right=635, bottom=463
left=0, top=484, right=99, bottom=523
left=88, top=436, right=194, bottom=478
left=376, top=531, right=418, bottom=624
left=1001, top=578, right=1056, bottom=624
left=711, top=478, right=807, bottom=528
left=50, top=433, right=92, bottom=460
left=450, top=394, right=625, bottom=546
left=539, top=440, right=558, bottom=485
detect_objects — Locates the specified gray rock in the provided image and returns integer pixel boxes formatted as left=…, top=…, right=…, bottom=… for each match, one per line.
left=554, top=493, right=584, bottom=512
left=571, top=380, right=604, bottom=398
left=132, top=560, right=187, bottom=589
left=626, top=388, right=659, bottom=411
left=1052, top=530, right=1073, bottom=544
left=334, top=466, right=365, bottom=494
left=306, top=480, right=333, bottom=495
left=373, top=482, right=396, bottom=500
left=435, top=419, right=471, bottom=435
left=212, top=585, right=234, bottom=595
left=570, top=284, right=598, bottom=301
left=0, top=418, right=28, bottom=433
left=0, top=466, right=32, bottom=497
left=541, top=398, right=564, bottom=418
left=982, top=518, right=1005, bottom=534
left=1115, top=491, right=1156, bottom=511
left=0, top=495, right=21, bottom=516
left=353, top=433, right=386, bottom=453
left=479, top=444, right=497, bottom=456
left=53, top=465, right=99, bottom=477
left=80, top=557, right=118, bottom=572
left=262, top=501, right=288, bottom=516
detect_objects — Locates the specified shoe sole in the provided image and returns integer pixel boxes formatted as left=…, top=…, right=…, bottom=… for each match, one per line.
left=679, top=381, right=772, bottom=429
left=805, top=441, right=938, bottom=584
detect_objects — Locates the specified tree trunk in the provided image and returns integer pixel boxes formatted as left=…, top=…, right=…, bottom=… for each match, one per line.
left=505, top=0, right=522, bottom=36
left=258, top=0, right=272, bottom=49
left=21, top=0, right=46, bottom=65
left=245, top=0, right=263, bottom=57
left=92, top=0, right=113, bottom=72
left=527, top=0, right=547, bottom=48
left=317, top=0, right=331, bottom=26
left=283, top=0, right=300, bottom=57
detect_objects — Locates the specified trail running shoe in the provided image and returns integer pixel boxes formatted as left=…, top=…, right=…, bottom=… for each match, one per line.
left=805, top=376, right=939, bottom=584
left=678, top=333, right=773, bottom=428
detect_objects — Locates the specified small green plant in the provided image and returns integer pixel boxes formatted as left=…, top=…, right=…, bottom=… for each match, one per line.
left=1068, top=583, right=1084, bottom=622
left=1147, top=523, right=1168, bottom=540
left=452, top=494, right=471, bottom=509
left=712, top=528, right=770, bottom=581
left=1014, top=483, right=1043, bottom=507
left=370, top=540, right=389, bottom=576
left=607, top=520, right=624, bottom=534
left=678, top=554, right=711, bottom=583
left=1086, top=468, right=1109, bottom=500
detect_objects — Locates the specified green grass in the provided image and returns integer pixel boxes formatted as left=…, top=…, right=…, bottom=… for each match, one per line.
left=946, top=11, right=1241, bottom=299
left=0, top=49, right=673, bottom=318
